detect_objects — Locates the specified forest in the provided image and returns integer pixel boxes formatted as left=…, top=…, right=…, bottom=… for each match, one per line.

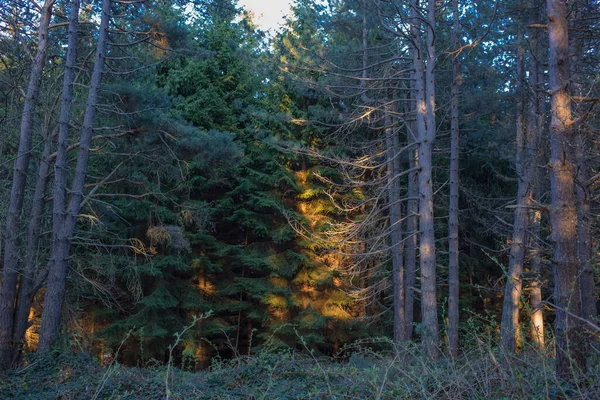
left=0, top=0, right=599, bottom=398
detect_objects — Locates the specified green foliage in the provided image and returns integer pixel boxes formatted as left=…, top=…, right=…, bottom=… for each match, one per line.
left=3, top=335, right=600, bottom=399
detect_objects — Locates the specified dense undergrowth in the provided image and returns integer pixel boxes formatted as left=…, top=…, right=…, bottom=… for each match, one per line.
left=2, top=336, right=599, bottom=400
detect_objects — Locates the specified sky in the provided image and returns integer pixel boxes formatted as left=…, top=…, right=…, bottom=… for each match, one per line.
left=238, top=0, right=294, bottom=32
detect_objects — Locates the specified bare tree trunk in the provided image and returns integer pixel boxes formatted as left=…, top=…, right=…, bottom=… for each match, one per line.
left=530, top=185, right=545, bottom=350
left=501, top=30, right=530, bottom=353
left=546, top=0, right=585, bottom=379
left=411, top=0, right=439, bottom=359
left=12, top=132, right=53, bottom=364
left=527, top=3, right=545, bottom=350
left=38, top=0, right=108, bottom=352
left=575, top=136, right=597, bottom=329
left=569, top=5, right=598, bottom=336
left=405, top=80, right=418, bottom=341
left=12, top=0, right=83, bottom=359
left=0, top=0, right=55, bottom=370
left=385, top=110, right=406, bottom=343
left=447, top=0, right=460, bottom=359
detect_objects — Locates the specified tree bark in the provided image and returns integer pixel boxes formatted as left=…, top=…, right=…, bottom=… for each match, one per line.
left=38, top=0, right=107, bottom=352
left=569, top=4, right=598, bottom=338
left=501, top=29, right=530, bottom=353
left=404, top=76, right=419, bottom=342
left=405, top=99, right=418, bottom=342
left=447, top=0, right=460, bottom=359
left=575, top=132, right=597, bottom=331
left=527, top=2, right=546, bottom=350
left=530, top=189, right=545, bottom=350
left=385, top=110, right=406, bottom=343
left=12, top=132, right=53, bottom=364
left=411, top=0, right=439, bottom=359
left=0, top=0, right=55, bottom=370
left=546, top=0, right=585, bottom=379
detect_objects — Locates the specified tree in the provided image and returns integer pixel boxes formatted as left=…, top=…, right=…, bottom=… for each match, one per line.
left=0, top=0, right=55, bottom=370
left=411, top=0, right=440, bottom=359
left=38, top=0, right=111, bottom=352
left=447, top=0, right=461, bottom=358
left=500, top=26, right=530, bottom=353
left=527, top=0, right=546, bottom=351
left=546, top=0, right=585, bottom=379
left=570, top=0, right=598, bottom=340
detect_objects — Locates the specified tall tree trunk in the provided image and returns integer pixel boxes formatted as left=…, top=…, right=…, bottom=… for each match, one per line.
left=12, top=132, right=53, bottom=364
left=501, top=29, right=531, bottom=353
left=0, top=0, right=55, bottom=370
left=405, top=91, right=418, bottom=342
left=447, top=0, right=460, bottom=359
left=569, top=4, right=598, bottom=336
left=575, top=134, right=597, bottom=329
left=530, top=184, right=545, bottom=350
left=13, top=0, right=82, bottom=359
left=38, top=0, right=107, bottom=352
left=527, top=2, right=545, bottom=350
left=411, top=0, right=439, bottom=359
left=546, top=0, right=585, bottom=379
left=385, top=110, right=406, bottom=343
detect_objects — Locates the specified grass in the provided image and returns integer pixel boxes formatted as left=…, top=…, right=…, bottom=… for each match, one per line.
left=1, top=335, right=599, bottom=399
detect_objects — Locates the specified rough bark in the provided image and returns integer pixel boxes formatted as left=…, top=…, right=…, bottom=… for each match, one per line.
left=530, top=191, right=545, bottom=350
left=13, top=0, right=81, bottom=360
left=405, top=94, right=418, bottom=341
left=527, top=3, right=546, bottom=350
left=38, top=0, right=107, bottom=352
left=575, top=134, right=597, bottom=330
left=385, top=110, right=406, bottom=343
left=447, top=0, right=460, bottom=359
left=501, top=30, right=530, bottom=353
left=569, top=5, right=598, bottom=336
left=411, top=0, right=439, bottom=359
left=546, top=0, right=585, bottom=379
left=0, top=0, right=55, bottom=370
left=12, top=134, right=53, bottom=364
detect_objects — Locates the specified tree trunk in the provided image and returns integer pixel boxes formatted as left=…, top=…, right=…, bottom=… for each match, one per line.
left=0, top=0, right=55, bottom=370
left=447, top=0, right=460, bottom=359
left=530, top=188, right=545, bottom=350
left=527, top=3, right=545, bottom=350
left=38, top=0, right=108, bottom=352
left=411, top=0, right=439, bottom=359
left=12, top=132, right=53, bottom=364
left=385, top=110, right=406, bottom=343
left=501, top=30, right=530, bottom=353
left=546, top=0, right=585, bottom=379
left=405, top=79, right=419, bottom=342
left=569, top=4, right=598, bottom=337
left=575, top=134, right=597, bottom=330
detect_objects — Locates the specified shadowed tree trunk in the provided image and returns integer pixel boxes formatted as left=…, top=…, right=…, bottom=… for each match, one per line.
left=501, top=29, right=528, bottom=353
left=405, top=79, right=418, bottom=341
left=0, top=0, right=55, bottom=370
left=447, top=0, right=461, bottom=359
left=569, top=4, right=598, bottom=338
left=405, top=125, right=418, bottom=339
left=385, top=109, right=406, bottom=343
left=12, top=0, right=81, bottom=362
left=527, top=1, right=546, bottom=350
left=546, top=0, right=585, bottom=379
left=529, top=187, right=545, bottom=349
left=12, top=132, right=53, bottom=364
left=575, top=131, right=597, bottom=331
left=38, top=0, right=108, bottom=352
left=411, top=0, right=439, bottom=359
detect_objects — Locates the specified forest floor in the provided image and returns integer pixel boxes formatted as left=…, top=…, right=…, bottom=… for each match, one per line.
left=1, top=342, right=600, bottom=399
